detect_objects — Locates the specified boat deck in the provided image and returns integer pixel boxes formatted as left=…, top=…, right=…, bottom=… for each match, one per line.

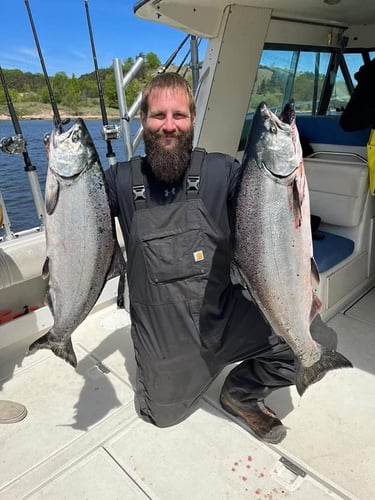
left=1, top=284, right=374, bottom=499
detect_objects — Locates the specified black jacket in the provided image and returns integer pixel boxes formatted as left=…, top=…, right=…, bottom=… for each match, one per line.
left=340, top=58, right=375, bottom=132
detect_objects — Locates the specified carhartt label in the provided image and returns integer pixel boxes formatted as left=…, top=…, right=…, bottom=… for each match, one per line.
left=193, top=250, right=204, bottom=262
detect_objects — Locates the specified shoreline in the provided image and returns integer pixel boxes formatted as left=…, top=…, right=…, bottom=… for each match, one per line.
left=0, top=113, right=120, bottom=121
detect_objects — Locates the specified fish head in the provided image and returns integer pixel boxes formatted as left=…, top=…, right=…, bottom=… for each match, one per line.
left=244, top=102, right=301, bottom=178
left=48, top=118, right=100, bottom=179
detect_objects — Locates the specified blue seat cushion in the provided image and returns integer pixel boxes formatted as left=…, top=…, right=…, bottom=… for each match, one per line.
left=313, top=230, right=354, bottom=273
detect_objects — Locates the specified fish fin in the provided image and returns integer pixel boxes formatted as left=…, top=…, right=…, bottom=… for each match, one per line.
left=106, top=241, right=126, bottom=280
left=311, top=257, right=320, bottom=284
left=44, top=290, right=54, bottom=315
left=28, top=333, right=77, bottom=368
left=230, top=260, right=248, bottom=288
left=292, top=177, right=303, bottom=227
left=42, top=256, right=49, bottom=280
left=295, top=347, right=352, bottom=396
left=310, top=292, right=323, bottom=323
left=45, top=176, right=60, bottom=215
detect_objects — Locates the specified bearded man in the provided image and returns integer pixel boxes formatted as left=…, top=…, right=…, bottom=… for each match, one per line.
left=105, top=72, right=336, bottom=444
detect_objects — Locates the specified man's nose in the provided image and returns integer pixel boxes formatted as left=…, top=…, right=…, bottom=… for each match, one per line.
left=162, top=114, right=177, bottom=131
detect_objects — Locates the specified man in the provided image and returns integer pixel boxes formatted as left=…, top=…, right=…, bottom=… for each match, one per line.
left=340, top=58, right=375, bottom=132
left=105, top=72, right=335, bottom=444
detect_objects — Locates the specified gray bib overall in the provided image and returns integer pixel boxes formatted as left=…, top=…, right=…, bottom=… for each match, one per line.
left=126, top=150, right=290, bottom=427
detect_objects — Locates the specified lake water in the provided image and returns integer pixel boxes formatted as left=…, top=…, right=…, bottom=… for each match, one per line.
left=0, top=118, right=144, bottom=235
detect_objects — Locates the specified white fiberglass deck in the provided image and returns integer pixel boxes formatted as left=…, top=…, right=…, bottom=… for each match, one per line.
left=1, top=287, right=374, bottom=499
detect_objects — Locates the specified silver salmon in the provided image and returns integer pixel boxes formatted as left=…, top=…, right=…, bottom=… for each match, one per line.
left=29, top=118, right=125, bottom=367
left=234, top=102, right=352, bottom=395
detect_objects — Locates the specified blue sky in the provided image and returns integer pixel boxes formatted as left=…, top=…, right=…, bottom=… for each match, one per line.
left=0, top=0, right=199, bottom=77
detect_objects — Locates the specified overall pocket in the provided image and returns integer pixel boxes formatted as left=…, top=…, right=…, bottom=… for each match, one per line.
left=141, top=228, right=213, bottom=284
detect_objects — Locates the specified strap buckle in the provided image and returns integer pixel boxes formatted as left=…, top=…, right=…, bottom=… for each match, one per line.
left=132, top=185, right=146, bottom=201
left=187, top=175, right=200, bottom=192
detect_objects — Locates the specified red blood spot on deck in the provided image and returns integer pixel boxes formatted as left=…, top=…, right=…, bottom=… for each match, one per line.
left=259, top=472, right=265, bottom=478
left=242, top=476, right=247, bottom=481
left=255, top=488, right=261, bottom=495
left=248, top=456, right=253, bottom=461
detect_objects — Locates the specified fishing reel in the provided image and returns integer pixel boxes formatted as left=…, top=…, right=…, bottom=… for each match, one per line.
left=101, top=124, right=120, bottom=141
left=0, top=135, right=26, bottom=155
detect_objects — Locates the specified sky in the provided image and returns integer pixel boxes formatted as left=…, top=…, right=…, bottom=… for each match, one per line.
left=0, top=0, right=203, bottom=77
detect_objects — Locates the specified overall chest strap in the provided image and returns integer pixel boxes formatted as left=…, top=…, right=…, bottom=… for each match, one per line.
left=130, top=148, right=206, bottom=210
left=131, top=156, right=146, bottom=210
left=186, top=147, right=206, bottom=200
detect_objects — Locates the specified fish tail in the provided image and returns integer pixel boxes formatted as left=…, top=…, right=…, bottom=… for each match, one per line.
left=296, top=347, right=352, bottom=396
left=28, top=333, right=77, bottom=368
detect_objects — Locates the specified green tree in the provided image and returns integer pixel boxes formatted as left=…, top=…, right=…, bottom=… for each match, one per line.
left=104, top=71, right=118, bottom=108
left=51, top=72, right=69, bottom=104
left=63, top=76, right=83, bottom=111
left=145, top=52, right=160, bottom=71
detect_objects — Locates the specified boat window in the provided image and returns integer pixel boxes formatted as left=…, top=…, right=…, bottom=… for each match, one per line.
left=343, top=52, right=366, bottom=82
left=239, top=46, right=374, bottom=151
left=328, top=65, right=349, bottom=114
left=248, top=48, right=331, bottom=115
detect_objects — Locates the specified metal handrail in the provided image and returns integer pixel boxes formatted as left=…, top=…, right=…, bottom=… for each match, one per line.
left=113, top=35, right=201, bottom=161
left=307, top=151, right=367, bottom=163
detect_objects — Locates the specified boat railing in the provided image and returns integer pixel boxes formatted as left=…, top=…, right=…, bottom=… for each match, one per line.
left=113, top=55, right=145, bottom=160
left=307, top=150, right=367, bottom=163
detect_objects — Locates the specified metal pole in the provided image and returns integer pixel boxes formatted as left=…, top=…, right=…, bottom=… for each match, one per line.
left=113, top=58, right=133, bottom=159
left=190, top=36, right=200, bottom=95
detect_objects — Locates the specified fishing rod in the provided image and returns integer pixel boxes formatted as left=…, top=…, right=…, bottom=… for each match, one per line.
left=24, top=0, right=65, bottom=131
left=157, top=34, right=190, bottom=74
left=84, top=0, right=118, bottom=167
left=0, top=65, right=46, bottom=228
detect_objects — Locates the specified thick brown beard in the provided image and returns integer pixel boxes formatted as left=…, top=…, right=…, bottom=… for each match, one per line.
left=143, top=127, right=193, bottom=184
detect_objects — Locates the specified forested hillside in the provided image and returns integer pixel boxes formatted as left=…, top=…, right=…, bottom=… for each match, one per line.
left=0, top=52, right=172, bottom=118
left=0, top=56, right=344, bottom=119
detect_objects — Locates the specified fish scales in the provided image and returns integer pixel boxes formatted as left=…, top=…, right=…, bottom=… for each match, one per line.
left=234, top=102, right=352, bottom=395
left=45, top=157, right=114, bottom=336
left=29, top=118, right=124, bottom=367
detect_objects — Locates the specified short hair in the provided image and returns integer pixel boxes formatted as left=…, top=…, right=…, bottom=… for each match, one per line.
left=140, top=72, right=196, bottom=116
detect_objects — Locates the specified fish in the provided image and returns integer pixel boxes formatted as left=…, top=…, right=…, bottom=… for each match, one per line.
left=28, top=118, right=126, bottom=368
left=234, top=101, right=352, bottom=396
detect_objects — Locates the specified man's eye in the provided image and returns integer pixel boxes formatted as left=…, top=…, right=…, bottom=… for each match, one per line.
left=174, top=113, right=188, bottom=120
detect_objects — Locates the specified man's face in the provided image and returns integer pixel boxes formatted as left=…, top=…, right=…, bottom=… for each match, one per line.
left=141, top=87, right=195, bottom=184
left=141, top=87, right=194, bottom=145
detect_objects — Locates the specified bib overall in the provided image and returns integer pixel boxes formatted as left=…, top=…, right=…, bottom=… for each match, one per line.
left=126, top=150, right=293, bottom=427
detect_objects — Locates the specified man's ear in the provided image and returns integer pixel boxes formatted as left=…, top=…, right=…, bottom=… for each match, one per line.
left=140, top=111, right=146, bottom=126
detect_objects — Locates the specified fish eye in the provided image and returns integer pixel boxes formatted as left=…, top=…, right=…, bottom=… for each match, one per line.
left=270, top=124, right=277, bottom=134
left=71, top=130, right=80, bottom=143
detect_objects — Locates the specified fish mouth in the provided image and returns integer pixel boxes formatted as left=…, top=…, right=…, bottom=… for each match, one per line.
left=259, top=160, right=299, bottom=181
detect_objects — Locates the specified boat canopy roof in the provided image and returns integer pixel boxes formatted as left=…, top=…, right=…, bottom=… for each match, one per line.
left=134, top=0, right=375, bottom=39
